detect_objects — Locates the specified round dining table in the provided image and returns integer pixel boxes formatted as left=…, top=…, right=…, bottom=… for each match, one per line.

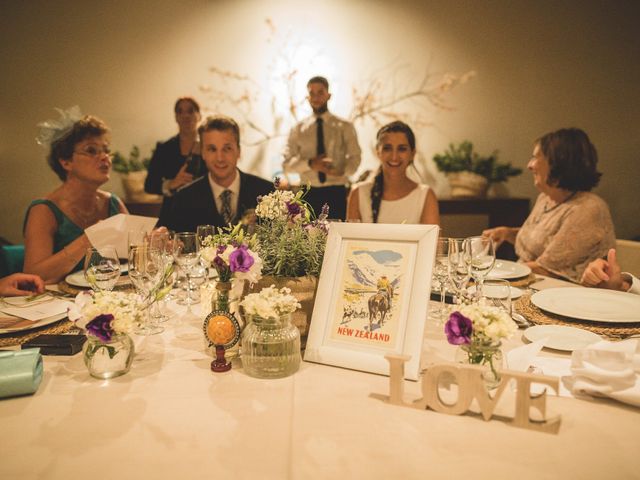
left=1, top=290, right=639, bottom=480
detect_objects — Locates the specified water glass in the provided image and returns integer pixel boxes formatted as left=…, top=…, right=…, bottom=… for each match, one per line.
left=448, top=238, right=471, bottom=305
left=174, top=232, right=200, bottom=306
left=430, top=238, right=450, bottom=324
left=84, top=246, right=120, bottom=292
left=128, top=245, right=164, bottom=335
left=463, top=236, right=496, bottom=301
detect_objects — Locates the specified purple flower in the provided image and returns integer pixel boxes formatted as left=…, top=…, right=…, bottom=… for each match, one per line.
left=229, top=245, right=254, bottom=273
left=444, top=311, right=473, bottom=345
left=286, top=201, right=303, bottom=217
left=86, top=314, right=115, bottom=342
left=320, top=203, right=330, bottom=218
left=274, top=177, right=281, bottom=189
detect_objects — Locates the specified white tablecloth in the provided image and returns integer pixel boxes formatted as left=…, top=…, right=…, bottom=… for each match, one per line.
left=1, top=300, right=639, bottom=480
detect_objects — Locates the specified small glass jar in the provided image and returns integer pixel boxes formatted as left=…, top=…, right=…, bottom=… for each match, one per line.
left=241, top=313, right=301, bottom=379
left=83, top=333, right=135, bottom=379
left=455, top=340, right=504, bottom=389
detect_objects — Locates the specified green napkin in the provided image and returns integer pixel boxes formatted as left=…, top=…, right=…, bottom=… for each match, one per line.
left=0, top=348, right=43, bottom=399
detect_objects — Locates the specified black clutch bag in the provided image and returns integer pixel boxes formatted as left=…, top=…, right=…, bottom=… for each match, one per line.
left=21, top=334, right=87, bottom=356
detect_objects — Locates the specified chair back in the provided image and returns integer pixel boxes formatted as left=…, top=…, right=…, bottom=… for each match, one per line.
left=616, top=239, right=640, bottom=277
left=0, top=245, right=25, bottom=277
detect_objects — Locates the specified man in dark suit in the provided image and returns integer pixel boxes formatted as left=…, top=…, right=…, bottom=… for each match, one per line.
left=158, top=115, right=273, bottom=232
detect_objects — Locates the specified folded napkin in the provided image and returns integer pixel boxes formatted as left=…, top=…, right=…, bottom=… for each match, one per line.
left=562, top=339, right=640, bottom=407
left=85, top=213, right=158, bottom=258
left=0, top=349, right=43, bottom=399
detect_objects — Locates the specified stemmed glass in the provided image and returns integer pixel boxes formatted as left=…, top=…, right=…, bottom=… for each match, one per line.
left=84, top=246, right=120, bottom=292
left=173, top=232, right=200, bottom=306
left=147, top=231, right=174, bottom=322
left=448, top=238, right=471, bottom=305
left=128, top=245, right=164, bottom=335
left=463, top=236, right=496, bottom=301
left=429, top=238, right=450, bottom=324
left=196, top=225, right=215, bottom=248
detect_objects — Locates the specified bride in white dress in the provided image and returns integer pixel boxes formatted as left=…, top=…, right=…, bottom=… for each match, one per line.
left=347, top=121, right=439, bottom=224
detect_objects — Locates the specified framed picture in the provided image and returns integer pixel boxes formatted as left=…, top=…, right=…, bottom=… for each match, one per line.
left=304, top=223, right=439, bottom=380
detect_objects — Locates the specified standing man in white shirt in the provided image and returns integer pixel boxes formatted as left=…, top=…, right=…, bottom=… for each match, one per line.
left=282, top=76, right=361, bottom=220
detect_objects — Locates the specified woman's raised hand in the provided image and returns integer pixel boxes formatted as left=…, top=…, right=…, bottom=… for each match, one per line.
left=481, top=226, right=518, bottom=248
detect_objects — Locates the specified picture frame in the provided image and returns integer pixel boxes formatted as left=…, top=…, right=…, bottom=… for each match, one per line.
left=304, top=223, right=439, bottom=380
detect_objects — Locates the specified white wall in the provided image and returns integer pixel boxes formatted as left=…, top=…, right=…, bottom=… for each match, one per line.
left=1, top=0, right=638, bottom=243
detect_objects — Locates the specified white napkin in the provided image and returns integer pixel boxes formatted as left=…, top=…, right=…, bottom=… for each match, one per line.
left=85, top=214, right=158, bottom=258
left=0, top=298, right=73, bottom=321
left=562, top=339, right=640, bottom=407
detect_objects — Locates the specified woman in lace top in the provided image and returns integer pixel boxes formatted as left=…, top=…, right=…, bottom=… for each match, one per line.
left=24, top=115, right=127, bottom=283
left=346, top=121, right=439, bottom=225
left=483, top=128, right=615, bottom=282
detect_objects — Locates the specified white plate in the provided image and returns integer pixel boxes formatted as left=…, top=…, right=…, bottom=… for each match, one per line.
left=469, top=285, right=523, bottom=300
left=486, top=260, right=531, bottom=280
left=531, top=287, right=640, bottom=323
left=0, top=311, right=68, bottom=334
left=524, top=325, right=601, bottom=352
left=65, top=263, right=128, bottom=288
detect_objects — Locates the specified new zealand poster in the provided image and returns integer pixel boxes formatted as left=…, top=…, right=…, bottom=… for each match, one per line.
left=329, top=240, right=413, bottom=349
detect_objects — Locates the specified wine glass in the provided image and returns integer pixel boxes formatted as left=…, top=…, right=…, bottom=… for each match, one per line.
left=448, top=238, right=471, bottom=305
left=128, top=245, right=164, bottom=335
left=147, top=231, right=174, bottom=322
left=84, top=246, right=120, bottom=292
left=196, top=225, right=215, bottom=248
left=463, top=236, right=496, bottom=301
left=429, top=238, right=450, bottom=324
left=173, top=232, right=200, bottom=306
left=128, top=230, right=149, bottom=252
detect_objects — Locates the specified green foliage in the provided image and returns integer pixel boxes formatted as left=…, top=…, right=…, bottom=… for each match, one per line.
left=433, top=141, right=522, bottom=183
left=255, top=216, right=327, bottom=278
left=112, top=146, right=150, bottom=174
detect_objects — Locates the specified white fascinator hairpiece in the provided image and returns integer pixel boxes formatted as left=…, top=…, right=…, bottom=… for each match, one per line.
left=35, top=105, right=83, bottom=148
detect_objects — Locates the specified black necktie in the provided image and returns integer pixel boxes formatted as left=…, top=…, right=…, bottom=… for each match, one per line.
left=316, top=117, right=326, bottom=183
left=220, top=190, right=233, bottom=224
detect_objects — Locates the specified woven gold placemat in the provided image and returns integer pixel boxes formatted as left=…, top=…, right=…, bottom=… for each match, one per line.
left=516, top=294, right=640, bottom=339
left=0, top=320, right=77, bottom=347
left=57, top=280, right=134, bottom=296
left=509, top=273, right=538, bottom=288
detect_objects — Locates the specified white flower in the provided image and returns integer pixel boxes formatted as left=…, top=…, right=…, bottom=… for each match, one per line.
left=255, top=190, right=297, bottom=220
left=70, top=290, right=144, bottom=335
left=234, top=249, right=263, bottom=284
left=200, top=246, right=217, bottom=263
left=240, top=285, right=301, bottom=319
left=457, top=304, right=517, bottom=342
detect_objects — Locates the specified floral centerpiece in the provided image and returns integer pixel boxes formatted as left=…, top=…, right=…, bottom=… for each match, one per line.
left=444, top=303, right=517, bottom=388
left=200, top=223, right=263, bottom=313
left=250, top=180, right=329, bottom=339
left=68, top=291, right=144, bottom=379
left=240, top=285, right=302, bottom=379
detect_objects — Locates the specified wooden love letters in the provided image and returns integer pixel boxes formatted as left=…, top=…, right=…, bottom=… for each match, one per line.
left=384, top=354, right=561, bottom=433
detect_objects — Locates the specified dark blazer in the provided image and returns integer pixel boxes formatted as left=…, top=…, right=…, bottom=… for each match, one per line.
left=144, top=135, right=206, bottom=219
left=158, top=170, right=273, bottom=232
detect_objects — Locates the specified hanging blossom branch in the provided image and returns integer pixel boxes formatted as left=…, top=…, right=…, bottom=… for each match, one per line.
left=198, top=18, right=475, bottom=147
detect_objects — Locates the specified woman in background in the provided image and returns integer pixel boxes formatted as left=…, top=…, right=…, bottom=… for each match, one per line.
left=347, top=121, right=439, bottom=224
left=24, top=114, right=127, bottom=284
left=144, top=97, right=205, bottom=219
left=483, top=128, right=615, bottom=282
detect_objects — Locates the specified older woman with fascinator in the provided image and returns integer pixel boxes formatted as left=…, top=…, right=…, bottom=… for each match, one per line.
left=144, top=97, right=205, bottom=219
left=347, top=121, right=439, bottom=224
left=23, top=108, right=127, bottom=283
left=483, top=128, right=615, bottom=282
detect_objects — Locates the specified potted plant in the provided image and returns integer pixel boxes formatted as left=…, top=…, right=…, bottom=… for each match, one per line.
left=433, top=141, right=522, bottom=197
left=248, top=181, right=329, bottom=343
left=112, top=146, right=158, bottom=202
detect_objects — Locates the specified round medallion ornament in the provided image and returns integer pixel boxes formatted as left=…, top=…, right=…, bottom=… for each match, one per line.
left=203, top=310, right=241, bottom=372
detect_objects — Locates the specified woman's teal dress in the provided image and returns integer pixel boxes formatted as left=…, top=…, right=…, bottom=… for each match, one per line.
left=24, top=195, right=122, bottom=272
